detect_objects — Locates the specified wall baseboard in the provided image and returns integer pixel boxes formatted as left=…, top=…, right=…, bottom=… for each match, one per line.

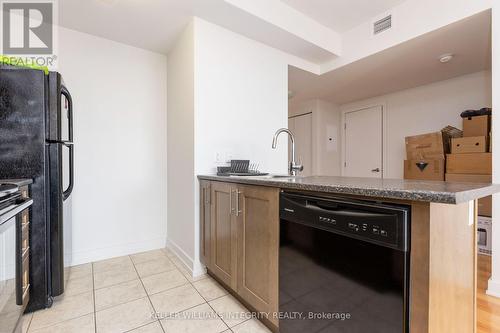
left=67, top=237, right=166, bottom=266
left=166, top=238, right=206, bottom=277
left=487, top=278, right=500, bottom=298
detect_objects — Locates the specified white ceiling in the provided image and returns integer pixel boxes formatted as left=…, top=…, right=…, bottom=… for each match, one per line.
left=58, top=0, right=403, bottom=63
left=288, top=10, right=491, bottom=107
left=280, top=0, right=406, bottom=32
left=59, top=0, right=203, bottom=55
left=58, top=0, right=340, bottom=62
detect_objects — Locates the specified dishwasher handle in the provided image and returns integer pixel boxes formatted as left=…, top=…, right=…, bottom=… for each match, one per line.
left=307, top=199, right=396, bottom=219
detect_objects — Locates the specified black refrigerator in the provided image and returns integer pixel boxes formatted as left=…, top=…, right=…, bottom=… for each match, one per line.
left=0, top=65, right=74, bottom=311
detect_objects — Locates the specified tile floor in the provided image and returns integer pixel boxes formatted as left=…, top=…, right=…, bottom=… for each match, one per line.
left=19, top=248, right=271, bottom=333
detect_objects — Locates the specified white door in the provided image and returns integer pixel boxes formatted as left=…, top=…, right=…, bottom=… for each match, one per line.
left=344, top=106, right=383, bottom=178
left=288, top=114, right=312, bottom=176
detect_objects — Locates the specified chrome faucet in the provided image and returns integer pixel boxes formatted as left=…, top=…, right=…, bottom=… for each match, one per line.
left=272, top=128, right=303, bottom=176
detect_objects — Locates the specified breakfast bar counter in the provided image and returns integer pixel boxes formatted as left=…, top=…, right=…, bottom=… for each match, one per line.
left=198, top=175, right=500, bottom=333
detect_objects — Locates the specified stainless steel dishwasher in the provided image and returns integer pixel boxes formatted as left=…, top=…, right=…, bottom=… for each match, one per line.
left=279, top=192, right=410, bottom=333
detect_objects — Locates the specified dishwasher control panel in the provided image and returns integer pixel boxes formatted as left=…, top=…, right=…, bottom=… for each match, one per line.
left=281, top=192, right=410, bottom=251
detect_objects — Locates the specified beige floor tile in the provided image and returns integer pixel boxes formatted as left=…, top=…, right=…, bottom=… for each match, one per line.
left=93, top=255, right=134, bottom=274
left=64, top=274, right=94, bottom=296
left=168, top=255, right=186, bottom=269
left=29, top=313, right=95, bottom=333
left=95, top=279, right=147, bottom=311
left=134, top=256, right=177, bottom=278
left=231, top=319, right=272, bottom=333
left=65, top=263, right=93, bottom=280
left=149, top=284, right=205, bottom=316
left=160, top=303, right=228, bottom=333
left=95, top=297, right=155, bottom=333
left=141, top=269, right=188, bottom=295
left=29, top=291, right=94, bottom=331
left=193, top=277, right=228, bottom=301
left=131, top=250, right=167, bottom=265
left=94, top=264, right=138, bottom=289
left=128, top=321, right=164, bottom=332
left=20, top=313, right=33, bottom=333
left=209, top=295, right=251, bottom=328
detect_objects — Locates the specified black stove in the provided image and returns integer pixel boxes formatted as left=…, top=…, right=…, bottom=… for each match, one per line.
left=0, top=184, right=21, bottom=211
left=0, top=183, right=19, bottom=198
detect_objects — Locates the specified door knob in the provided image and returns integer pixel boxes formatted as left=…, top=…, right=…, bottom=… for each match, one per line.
left=371, top=168, right=381, bottom=173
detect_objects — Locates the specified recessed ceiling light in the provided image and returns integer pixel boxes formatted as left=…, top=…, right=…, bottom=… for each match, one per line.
left=439, top=54, right=454, bottom=63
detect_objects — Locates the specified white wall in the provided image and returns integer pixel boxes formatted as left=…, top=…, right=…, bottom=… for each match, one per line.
left=58, top=28, right=168, bottom=265
left=340, top=71, right=492, bottom=179
left=166, top=18, right=289, bottom=275
left=166, top=22, right=197, bottom=270
left=193, top=17, right=289, bottom=273
left=289, top=99, right=342, bottom=176
left=194, top=18, right=289, bottom=176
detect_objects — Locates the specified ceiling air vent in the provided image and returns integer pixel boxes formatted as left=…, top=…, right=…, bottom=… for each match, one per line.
left=374, top=15, right=392, bottom=34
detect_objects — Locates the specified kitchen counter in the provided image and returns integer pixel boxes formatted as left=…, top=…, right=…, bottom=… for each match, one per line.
left=198, top=174, right=499, bottom=204
left=199, top=175, right=500, bottom=332
left=1, top=179, right=33, bottom=186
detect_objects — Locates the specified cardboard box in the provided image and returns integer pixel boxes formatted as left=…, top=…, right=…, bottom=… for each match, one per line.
left=445, top=173, right=492, bottom=183
left=463, top=115, right=490, bottom=137
left=405, top=132, right=446, bottom=160
left=479, top=196, right=492, bottom=217
left=404, top=159, right=445, bottom=181
left=446, top=153, right=492, bottom=175
left=478, top=216, right=492, bottom=255
left=451, top=136, right=487, bottom=154
left=445, top=173, right=492, bottom=216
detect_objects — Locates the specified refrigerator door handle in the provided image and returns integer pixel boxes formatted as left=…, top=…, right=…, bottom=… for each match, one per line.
left=63, top=143, right=74, bottom=201
left=61, top=85, right=73, bottom=141
left=61, top=85, right=74, bottom=200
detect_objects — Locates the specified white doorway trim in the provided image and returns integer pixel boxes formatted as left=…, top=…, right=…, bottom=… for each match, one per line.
left=341, top=102, right=387, bottom=178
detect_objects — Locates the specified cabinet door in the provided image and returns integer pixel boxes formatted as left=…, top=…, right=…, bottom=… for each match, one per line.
left=236, top=185, right=279, bottom=326
left=200, top=181, right=211, bottom=268
left=210, top=181, right=237, bottom=289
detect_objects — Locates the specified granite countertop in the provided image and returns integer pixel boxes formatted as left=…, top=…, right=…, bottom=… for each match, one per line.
left=198, top=175, right=500, bottom=204
left=1, top=179, right=33, bottom=187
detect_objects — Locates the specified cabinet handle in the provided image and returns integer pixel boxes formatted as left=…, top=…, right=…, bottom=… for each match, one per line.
left=205, top=186, right=211, bottom=205
left=235, top=191, right=242, bottom=217
left=229, top=190, right=234, bottom=215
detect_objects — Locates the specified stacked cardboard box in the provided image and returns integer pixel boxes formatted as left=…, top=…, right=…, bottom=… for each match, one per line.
left=445, top=114, right=492, bottom=217
left=404, top=131, right=450, bottom=181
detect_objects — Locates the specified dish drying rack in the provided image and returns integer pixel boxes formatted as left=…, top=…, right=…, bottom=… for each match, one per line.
left=217, top=160, right=269, bottom=176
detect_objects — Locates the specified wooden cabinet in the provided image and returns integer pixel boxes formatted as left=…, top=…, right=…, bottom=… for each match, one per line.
left=199, top=181, right=211, bottom=268
left=236, top=185, right=279, bottom=326
left=202, top=180, right=279, bottom=329
left=210, top=181, right=238, bottom=289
